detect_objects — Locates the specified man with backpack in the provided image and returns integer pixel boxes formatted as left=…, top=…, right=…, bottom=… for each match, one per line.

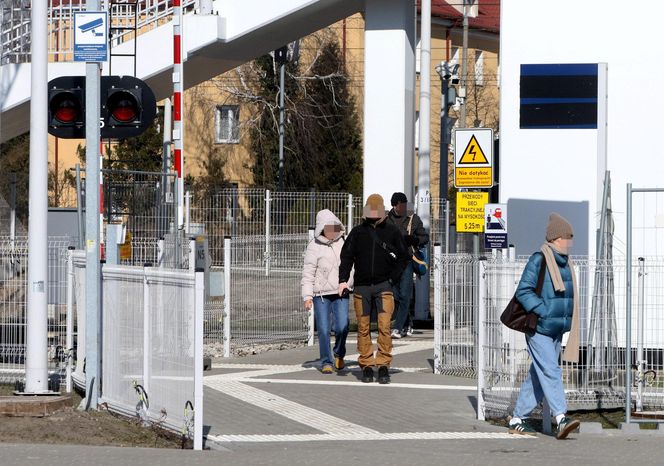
left=386, top=192, right=429, bottom=338
left=338, top=194, right=409, bottom=384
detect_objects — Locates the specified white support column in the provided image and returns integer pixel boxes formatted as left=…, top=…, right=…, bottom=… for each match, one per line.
left=223, top=237, right=231, bottom=358
left=417, top=0, right=431, bottom=230
left=596, top=63, right=608, bottom=229
left=363, top=0, right=416, bottom=201
left=346, top=194, right=354, bottom=232
left=84, top=0, right=102, bottom=407
left=25, top=0, right=49, bottom=394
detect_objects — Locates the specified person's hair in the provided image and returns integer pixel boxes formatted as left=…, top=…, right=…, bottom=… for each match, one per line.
left=390, top=192, right=408, bottom=206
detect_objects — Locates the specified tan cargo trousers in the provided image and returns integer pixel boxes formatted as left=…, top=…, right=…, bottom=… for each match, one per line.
left=352, top=281, right=394, bottom=368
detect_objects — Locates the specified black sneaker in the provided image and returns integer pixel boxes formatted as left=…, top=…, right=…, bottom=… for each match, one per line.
left=556, top=416, right=580, bottom=439
left=377, top=366, right=390, bottom=384
left=361, top=366, right=374, bottom=383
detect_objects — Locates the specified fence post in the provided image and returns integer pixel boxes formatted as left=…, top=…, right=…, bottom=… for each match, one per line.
left=157, top=238, right=164, bottom=268
left=185, top=190, right=191, bottom=234
left=66, top=247, right=75, bottom=393
left=347, top=193, right=353, bottom=231
left=626, top=183, right=633, bottom=425
left=223, top=237, right=231, bottom=358
left=636, top=257, right=646, bottom=412
left=10, top=172, right=16, bottom=248
left=265, top=189, right=271, bottom=277
left=189, top=237, right=196, bottom=272
left=444, top=199, right=450, bottom=254
left=194, top=269, right=204, bottom=451
left=306, top=228, right=315, bottom=346
left=143, top=264, right=151, bottom=414
left=477, top=257, right=487, bottom=420
left=433, top=244, right=442, bottom=374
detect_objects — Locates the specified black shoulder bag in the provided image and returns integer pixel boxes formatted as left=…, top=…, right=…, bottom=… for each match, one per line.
left=500, top=253, right=546, bottom=333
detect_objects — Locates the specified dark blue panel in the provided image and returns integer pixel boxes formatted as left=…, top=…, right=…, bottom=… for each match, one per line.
left=520, top=63, right=598, bottom=76
left=520, top=98, right=598, bottom=105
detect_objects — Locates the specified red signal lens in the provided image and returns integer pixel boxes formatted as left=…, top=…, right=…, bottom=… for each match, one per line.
left=55, top=105, right=78, bottom=123
left=50, top=92, right=81, bottom=124
left=111, top=100, right=137, bottom=122
left=108, top=91, right=139, bottom=123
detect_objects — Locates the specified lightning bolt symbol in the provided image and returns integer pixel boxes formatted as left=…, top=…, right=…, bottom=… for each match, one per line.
left=469, top=145, right=477, bottom=161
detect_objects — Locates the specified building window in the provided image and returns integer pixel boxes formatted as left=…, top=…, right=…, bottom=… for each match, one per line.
left=474, top=50, right=485, bottom=86
left=215, top=105, right=240, bottom=143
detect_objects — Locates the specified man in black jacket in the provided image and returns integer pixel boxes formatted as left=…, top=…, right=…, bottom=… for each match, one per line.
left=386, top=192, right=429, bottom=338
left=338, top=194, right=409, bottom=384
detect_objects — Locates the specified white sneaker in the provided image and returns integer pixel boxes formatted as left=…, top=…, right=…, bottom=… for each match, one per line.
left=390, top=329, right=402, bottom=339
left=406, top=326, right=414, bottom=336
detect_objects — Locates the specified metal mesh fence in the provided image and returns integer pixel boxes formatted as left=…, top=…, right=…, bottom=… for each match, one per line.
left=103, top=170, right=177, bottom=241
left=101, top=264, right=145, bottom=412
left=0, top=0, right=30, bottom=65
left=189, top=189, right=354, bottom=267
left=0, top=236, right=74, bottom=386
left=434, top=253, right=478, bottom=377
left=100, top=264, right=200, bottom=437
left=431, top=252, right=664, bottom=420
left=228, top=237, right=309, bottom=350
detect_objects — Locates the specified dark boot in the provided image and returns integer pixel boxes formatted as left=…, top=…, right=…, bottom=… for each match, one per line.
left=361, top=366, right=374, bottom=383
left=377, top=366, right=390, bottom=384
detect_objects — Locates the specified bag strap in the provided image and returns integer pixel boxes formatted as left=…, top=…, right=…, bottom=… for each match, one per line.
left=366, top=224, right=396, bottom=256
left=406, top=215, right=413, bottom=235
left=534, top=252, right=546, bottom=296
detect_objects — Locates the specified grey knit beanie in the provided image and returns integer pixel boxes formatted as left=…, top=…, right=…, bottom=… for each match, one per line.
left=546, top=213, right=574, bottom=241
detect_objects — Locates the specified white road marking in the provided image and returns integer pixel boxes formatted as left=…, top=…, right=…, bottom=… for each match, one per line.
left=207, top=432, right=531, bottom=443
left=206, top=379, right=378, bottom=435
left=233, top=378, right=476, bottom=391
left=204, top=338, right=502, bottom=443
left=209, top=363, right=430, bottom=373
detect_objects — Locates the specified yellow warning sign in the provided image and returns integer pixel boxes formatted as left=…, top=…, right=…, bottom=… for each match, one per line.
left=456, top=192, right=489, bottom=232
left=458, top=135, right=488, bottom=164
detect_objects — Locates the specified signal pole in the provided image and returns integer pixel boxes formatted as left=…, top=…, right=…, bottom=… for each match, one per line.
left=84, top=0, right=102, bottom=408
left=25, top=0, right=49, bottom=394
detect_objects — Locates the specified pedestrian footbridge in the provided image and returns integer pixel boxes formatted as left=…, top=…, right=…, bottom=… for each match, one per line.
left=1, top=0, right=490, bottom=200
left=0, top=0, right=363, bottom=143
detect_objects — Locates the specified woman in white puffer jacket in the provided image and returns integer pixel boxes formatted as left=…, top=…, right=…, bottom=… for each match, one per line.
left=301, top=209, right=353, bottom=373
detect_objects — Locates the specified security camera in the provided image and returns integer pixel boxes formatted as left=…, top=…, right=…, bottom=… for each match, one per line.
left=437, top=62, right=460, bottom=84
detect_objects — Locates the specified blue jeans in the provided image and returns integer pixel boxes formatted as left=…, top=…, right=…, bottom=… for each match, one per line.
left=314, top=295, right=349, bottom=367
left=392, top=261, right=414, bottom=333
left=513, top=332, right=567, bottom=419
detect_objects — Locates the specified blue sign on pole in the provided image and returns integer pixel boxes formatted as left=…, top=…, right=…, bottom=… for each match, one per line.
left=484, top=203, right=508, bottom=249
left=74, top=12, right=108, bottom=62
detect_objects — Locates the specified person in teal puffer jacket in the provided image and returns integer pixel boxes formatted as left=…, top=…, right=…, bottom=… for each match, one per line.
left=507, top=213, right=581, bottom=440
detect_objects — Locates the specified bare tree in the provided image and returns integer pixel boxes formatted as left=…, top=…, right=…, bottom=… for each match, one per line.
left=204, top=29, right=363, bottom=193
